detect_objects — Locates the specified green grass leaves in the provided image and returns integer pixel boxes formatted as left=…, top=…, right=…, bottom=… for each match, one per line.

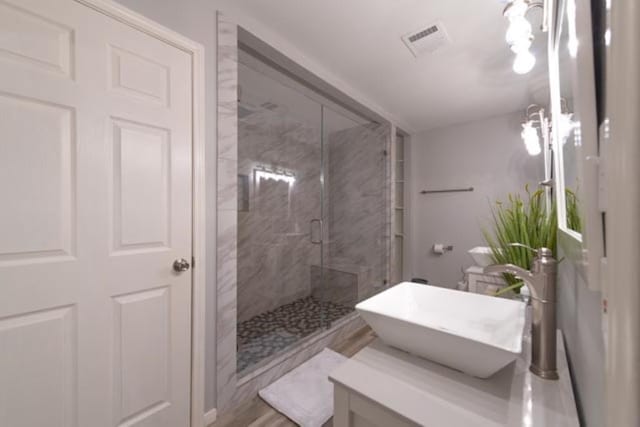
left=482, top=185, right=557, bottom=292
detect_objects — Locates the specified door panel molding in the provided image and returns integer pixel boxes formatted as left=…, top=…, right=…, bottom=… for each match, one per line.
left=0, top=304, right=77, bottom=427
left=2, top=1, right=206, bottom=426
left=74, top=2, right=207, bottom=425
left=0, top=92, right=77, bottom=265
left=0, top=1, right=74, bottom=78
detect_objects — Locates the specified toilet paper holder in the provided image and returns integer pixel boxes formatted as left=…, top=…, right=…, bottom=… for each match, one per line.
left=432, top=244, right=454, bottom=254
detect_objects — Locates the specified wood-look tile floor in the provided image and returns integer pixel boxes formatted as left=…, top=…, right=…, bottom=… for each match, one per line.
left=209, top=325, right=376, bottom=427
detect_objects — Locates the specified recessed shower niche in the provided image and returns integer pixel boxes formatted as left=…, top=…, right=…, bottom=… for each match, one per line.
left=236, top=53, right=390, bottom=376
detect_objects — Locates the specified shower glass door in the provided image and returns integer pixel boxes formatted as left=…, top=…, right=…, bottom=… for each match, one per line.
left=236, top=53, right=390, bottom=376
left=236, top=60, right=326, bottom=375
left=319, top=106, right=389, bottom=327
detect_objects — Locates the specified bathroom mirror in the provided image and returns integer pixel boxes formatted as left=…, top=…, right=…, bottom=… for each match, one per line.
left=554, top=0, right=583, bottom=235
left=549, top=0, right=603, bottom=289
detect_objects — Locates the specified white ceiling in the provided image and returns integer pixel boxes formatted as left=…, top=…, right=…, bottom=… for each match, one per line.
left=218, top=0, right=550, bottom=132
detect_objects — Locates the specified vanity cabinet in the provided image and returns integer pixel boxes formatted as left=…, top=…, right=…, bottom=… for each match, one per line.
left=330, top=333, right=578, bottom=427
left=333, top=385, right=417, bottom=427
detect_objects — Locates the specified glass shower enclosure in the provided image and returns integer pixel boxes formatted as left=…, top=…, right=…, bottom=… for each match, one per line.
left=236, top=55, right=389, bottom=376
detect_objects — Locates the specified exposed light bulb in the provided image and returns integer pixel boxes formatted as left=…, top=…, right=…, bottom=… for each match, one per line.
left=558, top=113, right=576, bottom=144
left=510, top=36, right=532, bottom=53
left=513, top=50, right=536, bottom=74
left=255, top=169, right=296, bottom=185
left=504, top=0, right=529, bottom=19
left=521, top=121, right=541, bottom=156
left=566, top=0, right=579, bottom=57
left=506, top=16, right=532, bottom=46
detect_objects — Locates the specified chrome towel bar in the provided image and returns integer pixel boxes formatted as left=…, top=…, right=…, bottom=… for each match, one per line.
left=420, top=187, right=474, bottom=194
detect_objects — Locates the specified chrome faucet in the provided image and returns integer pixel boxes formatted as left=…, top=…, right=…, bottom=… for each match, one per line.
left=484, top=244, right=559, bottom=380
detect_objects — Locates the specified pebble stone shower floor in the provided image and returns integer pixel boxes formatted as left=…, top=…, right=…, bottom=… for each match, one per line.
left=237, top=296, right=354, bottom=374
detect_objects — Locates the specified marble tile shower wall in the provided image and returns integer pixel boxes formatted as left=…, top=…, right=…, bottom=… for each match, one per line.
left=237, top=112, right=390, bottom=321
left=216, top=13, right=394, bottom=411
left=215, top=13, right=239, bottom=410
left=237, top=109, right=325, bottom=323
left=324, top=124, right=389, bottom=301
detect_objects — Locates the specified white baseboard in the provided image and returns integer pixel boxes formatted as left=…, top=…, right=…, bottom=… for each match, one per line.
left=203, top=408, right=217, bottom=426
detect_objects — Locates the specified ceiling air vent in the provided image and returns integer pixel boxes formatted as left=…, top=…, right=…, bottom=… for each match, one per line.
left=401, top=22, right=451, bottom=57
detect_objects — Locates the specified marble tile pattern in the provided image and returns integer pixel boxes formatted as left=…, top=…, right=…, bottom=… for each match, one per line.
left=310, top=265, right=359, bottom=307
left=215, top=13, right=394, bottom=412
left=230, top=109, right=392, bottom=407
left=236, top=110, right=392, bottom=322
left=216, top=12, right=238, bottom=411
left=229, top=314, right=366, bottom=411
left=237, top=107, right=323, bottom=323
left=326, top=123, right=391, bottom=300
left=236, top=295, right=354, bottom=374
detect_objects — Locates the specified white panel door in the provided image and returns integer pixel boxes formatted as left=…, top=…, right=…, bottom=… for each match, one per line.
left=0, top=1, right=193, bottom=426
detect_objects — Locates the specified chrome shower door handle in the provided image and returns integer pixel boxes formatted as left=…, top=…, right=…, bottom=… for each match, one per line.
left=310, top=219, right=323, bottom=244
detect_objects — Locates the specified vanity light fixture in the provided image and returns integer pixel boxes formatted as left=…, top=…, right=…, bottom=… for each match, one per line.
left=503, top=0, right=548, bottom=74
left=521, top=121, right=541, bottom=156
left=513, top=50, right=537, bottom=75
left=557, top=113, right=576, bottom=144
left=604, top=0, right=612, bottom=46
left=556, top=98, right=577, bottom=145
left=566, top=0, right=579, bottom=57
left=521, top=104, right=550, bottom=156
left=505, top=15, right=533, bottom=46
left=254, top=166, right=296, bottom=185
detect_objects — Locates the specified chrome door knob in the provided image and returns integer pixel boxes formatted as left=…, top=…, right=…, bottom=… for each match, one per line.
left=173, top=258, right=190, bottom=272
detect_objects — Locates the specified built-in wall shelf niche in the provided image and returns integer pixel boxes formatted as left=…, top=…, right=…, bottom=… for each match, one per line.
left=393, top=134, right=406, bottom=284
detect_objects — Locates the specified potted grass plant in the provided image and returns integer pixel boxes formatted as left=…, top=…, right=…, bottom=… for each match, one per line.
left=565, top=188, right=582, bottom=233
left=482, top=185, right=557, bottom=295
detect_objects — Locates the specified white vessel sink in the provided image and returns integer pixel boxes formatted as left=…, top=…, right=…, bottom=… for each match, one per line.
left=356, top=282, right=526, bottom=378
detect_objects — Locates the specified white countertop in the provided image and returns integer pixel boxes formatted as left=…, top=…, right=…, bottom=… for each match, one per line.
left=329, top=331, right=579, bottom=427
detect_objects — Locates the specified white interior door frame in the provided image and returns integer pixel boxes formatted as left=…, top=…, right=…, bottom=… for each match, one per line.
left=606, top=0, right=640, bottom=425
left=72, top=1, right=207, bottom=426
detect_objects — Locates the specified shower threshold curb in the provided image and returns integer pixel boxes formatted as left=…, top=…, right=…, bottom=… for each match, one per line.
left=236, top=311, right=361, bottom=387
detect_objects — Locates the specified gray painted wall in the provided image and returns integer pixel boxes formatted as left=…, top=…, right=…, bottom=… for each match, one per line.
left=407, top=111, right=543, bottom=287
left=557, top=249, right=605, bottom=427
left=407, top=111, right=605, bottom=426
left=237, top=99, right=323, bottom=323
left=326, top=123, right=389, bottom=301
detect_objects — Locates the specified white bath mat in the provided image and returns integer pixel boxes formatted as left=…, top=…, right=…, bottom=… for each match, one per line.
left=258, top=348, right=347, bottom=427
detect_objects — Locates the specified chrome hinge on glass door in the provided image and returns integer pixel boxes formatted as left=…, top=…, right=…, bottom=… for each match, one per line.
left=310, top=219, right=323, bottom=244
